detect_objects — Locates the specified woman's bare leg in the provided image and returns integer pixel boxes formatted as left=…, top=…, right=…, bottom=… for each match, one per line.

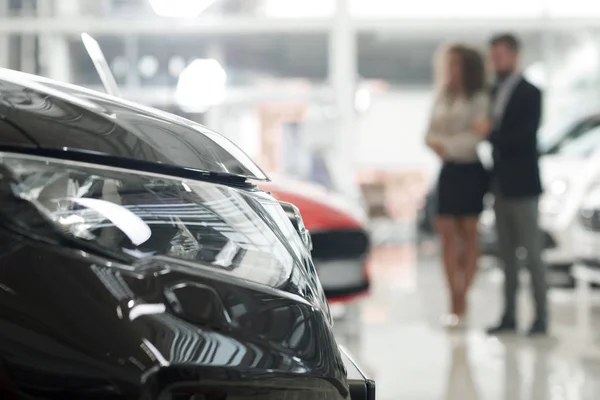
left=435, top=216, right=461, bottom=316
left=455, top=216, right=480, bottom=316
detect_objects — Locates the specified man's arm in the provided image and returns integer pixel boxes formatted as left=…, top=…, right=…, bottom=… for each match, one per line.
left=489, top=86, right=542, bottom=153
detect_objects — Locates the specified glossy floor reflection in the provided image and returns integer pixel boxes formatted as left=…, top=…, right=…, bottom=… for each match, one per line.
left=333, top=243, right=600, bottom=400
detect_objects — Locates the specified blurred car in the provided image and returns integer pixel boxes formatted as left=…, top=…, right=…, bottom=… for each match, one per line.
left=573, top=184, right=600, bottom=270
left=538, top=113, right=600, bottom=268
left=260, top=176, right=371, bottom=302
left=571, top=184, right=600, bottom=289
left=0, top=69, right=375, bottom=399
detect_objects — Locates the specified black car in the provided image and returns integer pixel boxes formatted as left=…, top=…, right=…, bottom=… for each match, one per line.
left=0, top=69, right=375, bottom=399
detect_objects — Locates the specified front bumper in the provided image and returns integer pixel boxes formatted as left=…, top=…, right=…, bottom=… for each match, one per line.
left=315, top=258, right=370, bottom=300
left=540, top=218, right=575, bottom=266
left=573, top=226, right=600, bottom=266
left=341, top=346, right=376, bottom=400
left=311, top=229, right=371, bottom=300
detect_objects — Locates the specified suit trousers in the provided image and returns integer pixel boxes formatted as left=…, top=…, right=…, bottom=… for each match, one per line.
left=493, top=183, right=548, bottom=325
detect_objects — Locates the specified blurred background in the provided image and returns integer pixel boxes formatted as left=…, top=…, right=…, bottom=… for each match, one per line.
left=8, top=0, right=600, bottom=213
left=7, top=1, right=600, bottom=399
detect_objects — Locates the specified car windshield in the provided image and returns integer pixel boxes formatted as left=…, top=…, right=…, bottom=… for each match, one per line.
left=538, top=117, right=581, bottom=154
left=544, top=118, right=600, bottom=158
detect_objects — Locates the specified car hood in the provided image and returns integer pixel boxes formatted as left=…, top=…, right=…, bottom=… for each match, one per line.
left=0, top=68, right=268, bottom=182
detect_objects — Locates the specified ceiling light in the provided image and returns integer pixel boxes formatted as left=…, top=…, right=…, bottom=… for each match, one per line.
left=175, top=58, right=227, bottom=113
left=110, top=56, right=128, bottom=78
left=138, top=55, right=159, bottom=78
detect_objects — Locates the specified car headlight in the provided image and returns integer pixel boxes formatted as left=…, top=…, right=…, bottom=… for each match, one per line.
left=577, top=183, right=600, bottom=231
left=548, top=177, right=569, bottom=197
left=541, top=177, right=569, bottom=215
left=278, top=201, right=312, bottom=251
left=0, top=152, right=317, bottom=291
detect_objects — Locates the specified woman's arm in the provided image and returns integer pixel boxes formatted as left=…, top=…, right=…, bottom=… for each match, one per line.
left=437, top=92, right=490, bottom=158
left=424, top=98, right=447, bottom=158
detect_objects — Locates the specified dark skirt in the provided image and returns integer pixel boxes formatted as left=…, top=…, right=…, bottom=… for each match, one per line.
left=437, top=161, right=489, bottom=216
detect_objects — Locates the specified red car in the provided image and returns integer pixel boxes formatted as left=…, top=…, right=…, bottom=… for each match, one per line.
left=260, top=176, right=371, bottom=303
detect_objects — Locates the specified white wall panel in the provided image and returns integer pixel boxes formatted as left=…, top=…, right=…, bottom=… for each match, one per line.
left=354, top=89, right=439, bottom=177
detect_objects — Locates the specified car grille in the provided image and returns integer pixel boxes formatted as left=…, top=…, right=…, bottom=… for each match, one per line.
left=577, top=258, right=600, bottom=268
left=310, top=229, right=370, bottom=261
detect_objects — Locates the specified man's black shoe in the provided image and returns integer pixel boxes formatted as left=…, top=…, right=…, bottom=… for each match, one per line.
left=527, top=321, right=547, bottom=337
left=486, top=320, right=516, bottom=335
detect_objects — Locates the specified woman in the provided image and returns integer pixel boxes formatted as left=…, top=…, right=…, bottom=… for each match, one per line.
left=425, top=43, right=490, bottom=327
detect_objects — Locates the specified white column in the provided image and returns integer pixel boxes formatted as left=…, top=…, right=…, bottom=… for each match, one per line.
left=0, top=0, right=8, bottom=68
left=19, top=0, right=36, bottom=73
left=204, top=43, right=225, bottom=133
left=540, top=0, right=553, bottom=125
left=329, top=0, right=359, bottom=199
left=124, top=35, right=140, bottom=88
left=37, top=0, right=74, bottom=82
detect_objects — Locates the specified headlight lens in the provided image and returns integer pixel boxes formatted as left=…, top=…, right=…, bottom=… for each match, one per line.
left=278, top=201, right=312, bottom=251
left=541, top=177, right=569, bottom=215
left=0, top=152, right=308, bottom=289
left=578, top=184, right=600, bottom=231
left=548, top=177, right=569, bottom=197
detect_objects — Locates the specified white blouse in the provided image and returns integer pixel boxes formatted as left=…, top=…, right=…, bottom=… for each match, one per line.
left=425, top=91, right=490, bottom=162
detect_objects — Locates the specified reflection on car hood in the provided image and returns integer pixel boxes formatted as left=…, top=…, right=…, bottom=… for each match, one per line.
left=0, top=68, right=268, bottom=181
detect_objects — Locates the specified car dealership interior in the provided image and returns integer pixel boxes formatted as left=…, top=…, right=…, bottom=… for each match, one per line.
left=3, top=0, right=600, bottom=399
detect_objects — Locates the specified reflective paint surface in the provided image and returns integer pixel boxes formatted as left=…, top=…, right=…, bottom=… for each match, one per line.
left=0, top=159, right=347, bottom=398
left=0, top=233, right=348, bottom=398
left=0, top=68, right=268, bottom=181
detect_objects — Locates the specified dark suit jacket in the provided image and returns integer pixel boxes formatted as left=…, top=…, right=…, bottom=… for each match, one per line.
left=489, top=77, right=543, bottom=198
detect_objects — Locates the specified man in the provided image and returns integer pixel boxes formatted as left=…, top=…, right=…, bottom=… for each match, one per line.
left=485, top=33, right=547, bottom=335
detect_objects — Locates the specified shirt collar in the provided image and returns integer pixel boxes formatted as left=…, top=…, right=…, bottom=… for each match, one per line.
left=496, top=71, right=521, bottom=86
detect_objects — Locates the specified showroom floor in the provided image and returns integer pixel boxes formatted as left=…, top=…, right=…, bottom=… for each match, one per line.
left=333, top=242, right=600, bottom=400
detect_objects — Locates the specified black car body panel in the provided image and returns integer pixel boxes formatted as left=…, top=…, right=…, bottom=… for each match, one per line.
left=0, top=228, right=347, bottom=399
left=0, top=68, right=268, bottom=182
left=0, top=70, right=370, bottom=399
